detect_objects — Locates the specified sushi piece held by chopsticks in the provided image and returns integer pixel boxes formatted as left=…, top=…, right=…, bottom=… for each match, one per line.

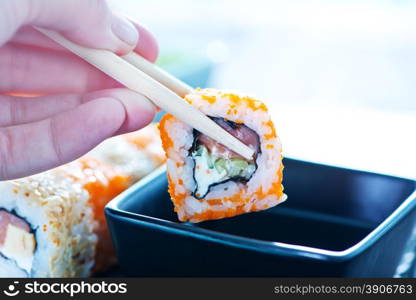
left=160, top=89, right=286, bottom=222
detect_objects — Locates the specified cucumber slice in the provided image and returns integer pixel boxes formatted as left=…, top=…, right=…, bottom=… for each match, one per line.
left=226, top=159, right=247, bottom=177
left=214, top=158, right=227, bottom=173
left=230, top=158, right=249, bottom=169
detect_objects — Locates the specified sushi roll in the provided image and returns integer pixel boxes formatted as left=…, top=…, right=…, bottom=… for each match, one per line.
left=160, top=88, right=286, bottom=222
left=61, top=124, right=166, bottom=273
left=88, top=124, right=165, bottom=182
left=0, top=170, right=97, bottom=277
left=0, top=124, right=166, bottom=277
left=60, top=158, right=130, bottom=273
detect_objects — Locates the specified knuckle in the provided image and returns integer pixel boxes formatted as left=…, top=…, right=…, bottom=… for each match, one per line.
left=6, top=45, right=29, bottom=94
left=0, top=128, right=13, bottom=179
left=48, top=118, right=64, bottom=165
left=0, top=96, right=23, bottom=126
left=8, top=98, right=19, bottom=125
left=0, top=96, right=12, bottom=126
left=86, top=0, right=109, bottom=17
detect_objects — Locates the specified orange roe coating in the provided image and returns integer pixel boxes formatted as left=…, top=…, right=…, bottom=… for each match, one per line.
left=159, top=114, right=176, bottom=155
left=207, top=199, right=223, bottom=205
left=185, top=97, right=193, bottom=104
left=167, top=174, right=187, bottom=210
left=125, top=125, right=166, bottom=165
left=263, top=120, right=277, bottom=140
left=160, top=90, right=285, bottom=223
left=275, top=160, right=285, bottom=197
left=221, top=93, right=268, bottom=112
left=161, top=114, right=191, bottom=217
left=78, top=158, right=130, bottom=228
left=126, top=133, right=153, bottom=149
left=184, top=90, right=268, bottom=113
left=204, top=190, right=246, bottom=206
left=75, top=158, right=131, bottom=272
left=201, top=94, right=217, bottom=104
left=192, top=205, right=246, bottom=221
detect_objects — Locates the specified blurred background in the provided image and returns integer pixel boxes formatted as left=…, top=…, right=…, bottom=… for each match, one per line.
left=110, top=0, right=416, bottom=179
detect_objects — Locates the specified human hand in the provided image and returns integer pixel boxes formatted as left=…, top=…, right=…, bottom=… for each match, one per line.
left=0, top=0, right=159, bottom=180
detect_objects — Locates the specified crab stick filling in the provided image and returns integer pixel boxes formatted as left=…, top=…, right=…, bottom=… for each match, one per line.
left=191, top=118, right=260, bottom=199
left=0, top=210, right=35, bottom=273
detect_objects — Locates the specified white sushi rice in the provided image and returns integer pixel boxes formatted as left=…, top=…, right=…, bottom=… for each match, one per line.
left=0, top=256, right=27, bottom=277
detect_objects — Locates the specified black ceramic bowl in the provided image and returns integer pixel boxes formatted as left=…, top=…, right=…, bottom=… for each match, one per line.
left=105, top=158, right=416, bottom=277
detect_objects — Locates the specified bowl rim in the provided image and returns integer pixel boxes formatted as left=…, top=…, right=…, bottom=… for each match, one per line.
left=106, top=159, right=416, bottom=263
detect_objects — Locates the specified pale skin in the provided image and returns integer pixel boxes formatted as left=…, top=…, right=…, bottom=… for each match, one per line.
left=0, top=0, right=159, bottom=180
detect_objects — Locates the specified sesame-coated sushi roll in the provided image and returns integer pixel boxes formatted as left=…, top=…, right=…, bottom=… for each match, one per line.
left=0, top=170, right=97, bottom=277
left=61, top=124, right=166, bottom=273
left=0, top=123, right=166, bottom=277
left=160, top=88, right=287, bottom=222
left=60, top=158, right=130, bottom=273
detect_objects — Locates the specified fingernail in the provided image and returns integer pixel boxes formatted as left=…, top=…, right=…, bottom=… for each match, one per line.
left=111, top=15, right=139, bottom=47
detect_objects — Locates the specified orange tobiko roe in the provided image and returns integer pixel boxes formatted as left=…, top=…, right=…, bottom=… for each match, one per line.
left=159, top=87, right=285, bottom=223
left=125, top=125, right=166, bottom=166
left=158, top=114, right=175, bottom=154
left=77, top=158, right=131, bottom=272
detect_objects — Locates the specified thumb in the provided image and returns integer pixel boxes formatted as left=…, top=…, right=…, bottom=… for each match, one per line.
left=0, top=0, right=138, bottom=55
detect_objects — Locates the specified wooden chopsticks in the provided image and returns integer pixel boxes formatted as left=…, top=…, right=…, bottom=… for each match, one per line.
left=122, top=52, right=192, bottom=98
left=35, top=27, right=254, bottom=160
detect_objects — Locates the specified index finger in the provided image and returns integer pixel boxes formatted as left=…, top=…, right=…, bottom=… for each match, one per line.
left=10, top=22, right=159, bottom=62
left=0, top=0, right=140, bottom=55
